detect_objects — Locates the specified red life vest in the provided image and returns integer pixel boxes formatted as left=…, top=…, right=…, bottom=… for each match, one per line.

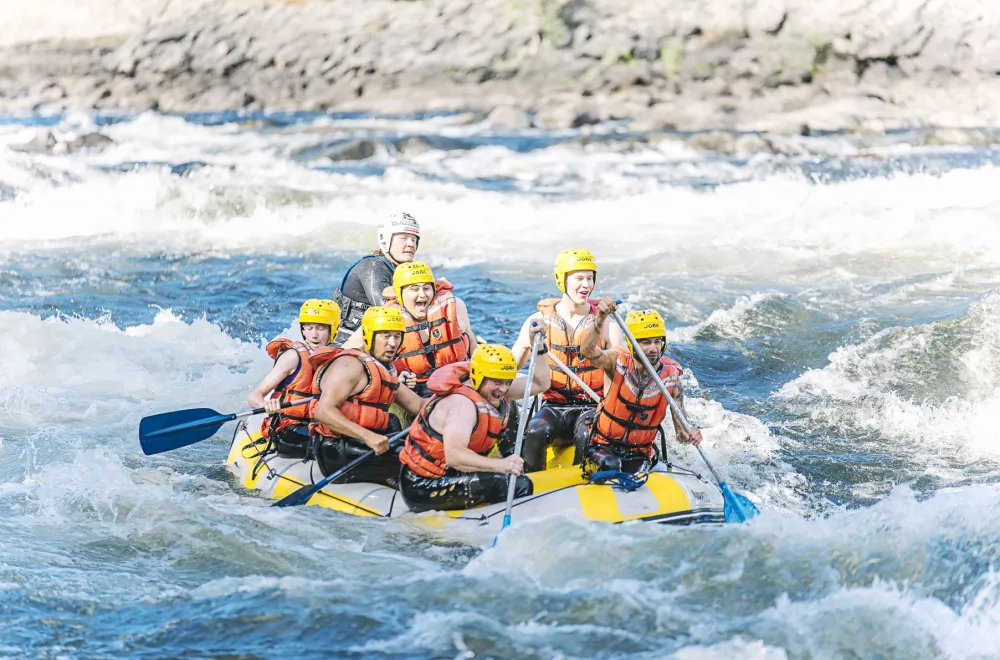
left=383, top=278, right=470, bottom=382
left=308, top=347, right=399, bottom=438
left=591, top=347, right=683, bottom=459
left=537, top=298, right=605, bottom=404
left=399, top=361, right=510, bottom=479
left=261, top=338, right=315, bottom=437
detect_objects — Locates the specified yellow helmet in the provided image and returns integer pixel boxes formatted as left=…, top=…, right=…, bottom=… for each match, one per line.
left=298, top=299, right=341, bottom=336
left=625, top=309, right=667, bottom=354
left=554, top=248, right=597, bottom=293
left=360, top=306, right=406, bottom=351
left=393, top=261, right=435, bottom=304
left=469, top=344, right=518, bottom=390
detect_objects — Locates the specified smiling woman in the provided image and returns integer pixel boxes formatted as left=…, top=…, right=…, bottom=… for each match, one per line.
left=3, top=110, right=1000, bottom=658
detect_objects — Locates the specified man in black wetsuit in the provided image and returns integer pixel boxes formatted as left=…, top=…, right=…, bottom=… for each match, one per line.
left=332, top=212, right=420, bottom=347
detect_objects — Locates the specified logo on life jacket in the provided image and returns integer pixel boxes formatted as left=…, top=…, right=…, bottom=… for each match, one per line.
left=432, top=328, right=441, bottom=339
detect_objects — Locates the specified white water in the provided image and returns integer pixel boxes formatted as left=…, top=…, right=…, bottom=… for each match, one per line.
left=3, top=112, right=1000, bottom=657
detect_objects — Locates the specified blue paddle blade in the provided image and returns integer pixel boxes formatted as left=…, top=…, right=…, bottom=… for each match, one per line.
left=492, top=513, right=513, bottom=547
left=720, top=482, right=760, bottom=524
left=139, top=408, right=233, bottom=456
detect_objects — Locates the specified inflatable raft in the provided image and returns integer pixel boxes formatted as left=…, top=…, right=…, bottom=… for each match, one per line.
left=226, top=426, right=726, bottom=529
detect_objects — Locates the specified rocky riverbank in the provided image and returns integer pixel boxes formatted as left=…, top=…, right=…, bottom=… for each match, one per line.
left=3, top=0, right=1000, bottom=136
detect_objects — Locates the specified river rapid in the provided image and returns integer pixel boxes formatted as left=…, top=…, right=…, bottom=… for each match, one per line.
left=2, top=112, right=1000, bottom=659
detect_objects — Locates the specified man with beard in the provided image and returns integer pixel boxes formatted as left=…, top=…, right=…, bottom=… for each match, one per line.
left=578, top=301, right=703, bottom=476
left=397, top=332, right=550, bottom=512
left=309, top=306, right=425, bottom=487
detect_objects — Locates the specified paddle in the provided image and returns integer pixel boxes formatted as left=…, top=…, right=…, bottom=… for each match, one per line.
left=611, top=309, right=759, bottom=523
left=494, top=328, right=546, bottom=546
left=271, top=428, right=410, bottom=508
left=547, top=353, right=600, bottom=401
left=139, top=396, right=318, bottom=456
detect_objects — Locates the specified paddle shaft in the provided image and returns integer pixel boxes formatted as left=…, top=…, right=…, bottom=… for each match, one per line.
left=610, top=310, right=725, bottom=485
left=499, top=330, right=545, bottom=532
left=242, top=395, right=317, bottom=420
left=273, top=428, right=410, bottom=508
left=547, top=353, right=600, bottom=402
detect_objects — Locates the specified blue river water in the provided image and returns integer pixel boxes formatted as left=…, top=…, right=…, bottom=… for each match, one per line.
left=2, top=111, right=1000, bottom=658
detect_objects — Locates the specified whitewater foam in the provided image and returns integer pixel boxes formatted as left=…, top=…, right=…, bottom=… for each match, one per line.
left=3, top=114, right=1000, bottom=285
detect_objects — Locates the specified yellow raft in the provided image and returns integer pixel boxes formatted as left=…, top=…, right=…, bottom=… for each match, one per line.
left=226, top=427, right=726, bottom=530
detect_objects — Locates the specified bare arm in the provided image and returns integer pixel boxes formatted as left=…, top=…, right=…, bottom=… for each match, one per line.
left=248, top=349, right=300, bottom=408
left=455, top=297, right=479, bottom=356
left=342, top=327, right=364, bottom=350
left=511, top=313, right=541, bottom=368
left=436, top=395, right=523, bottom=474
left=607, top=315, right=624, bottom=348
left=394, top=382, right=426, bottom=416
left=580, top=299, right=620, bottom=377
left=667, top=385, right=703, bottom=445
left=313, top=355, right=390, bottom=453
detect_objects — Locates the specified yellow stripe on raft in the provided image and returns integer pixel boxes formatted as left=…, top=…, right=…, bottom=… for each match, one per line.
left=575, top=473, right=691, bottom=522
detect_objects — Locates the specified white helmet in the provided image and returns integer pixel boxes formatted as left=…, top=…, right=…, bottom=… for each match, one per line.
left=377, top=212, right=421, bottom=253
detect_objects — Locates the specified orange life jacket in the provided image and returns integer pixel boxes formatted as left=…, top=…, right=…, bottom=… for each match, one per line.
left=261, top=338, right=315, bottom=437
left=383, top=278, right=470, bottom=382
left=591, top=347, right=683, bottom=459
left=537, top=298, right=605, bottom=404
left=307, top=347, right=399, bottom=439
left=400, top=361, right=510, bottom=479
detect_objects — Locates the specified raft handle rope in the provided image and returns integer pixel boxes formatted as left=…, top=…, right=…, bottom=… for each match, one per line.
left=589, top=470, right=649, bottom=492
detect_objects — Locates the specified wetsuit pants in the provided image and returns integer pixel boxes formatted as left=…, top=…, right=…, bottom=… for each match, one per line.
left=268, top=424, right=312, bottom=459
left=521, top=404, right=595, bottom=472
left=399, top=465, right=533, bottom=513
left=582, top=443, right=654, bottom=476
left=312, top=415, right=403, bottom=487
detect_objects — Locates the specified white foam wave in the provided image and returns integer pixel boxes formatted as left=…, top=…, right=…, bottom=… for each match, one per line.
left=670, top=639, right=788, bottom=660
left=670, top=293, right=782, bottom=343
left=3, top=115, right=1000, bottom=285
left=776, top=292, right=1000, bottom=463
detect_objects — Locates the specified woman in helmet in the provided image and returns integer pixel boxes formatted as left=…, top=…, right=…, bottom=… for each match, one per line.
left=378, top=261, right=478, bottom=397
left=332, top=212, right=421, bottom=347
left=398, top=330, right=550, bottom=513
left=578, top=300, right=703, bottom=476
left=248, top=299, right=340, bottom=458
left=309, top=306, right=426, bottom=487
left=510, top=248, right=619, bottom=472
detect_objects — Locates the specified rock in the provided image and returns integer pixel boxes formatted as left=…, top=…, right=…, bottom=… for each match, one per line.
left=10, top=130, right=58, bottom=154
left=393, top=135, right=475, bottom=155
left=924, top=128, right=999, bottom=147
left=5, top=0, right=1000, bottom=133
left=65, top=132, right=115, bottom=152
left=487, top=104, right=531, bottom=129
left=9, top=129, right=114, bottom=154
left=732, top=133, right=775, bottom=154
left=688, top=130, right=739, bottom=154
left=324, top=138, right=380, bottom=162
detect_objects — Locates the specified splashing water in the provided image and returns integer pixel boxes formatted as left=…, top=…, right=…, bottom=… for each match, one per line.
left=2, top=111, right=1000, bottom=657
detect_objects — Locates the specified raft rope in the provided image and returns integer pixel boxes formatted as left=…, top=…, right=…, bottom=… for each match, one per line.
left=589, top=470, right=649, bottom=492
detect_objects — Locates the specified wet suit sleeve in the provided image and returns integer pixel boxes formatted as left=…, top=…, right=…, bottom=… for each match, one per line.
left=361, top=258, right=394, bottom=306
